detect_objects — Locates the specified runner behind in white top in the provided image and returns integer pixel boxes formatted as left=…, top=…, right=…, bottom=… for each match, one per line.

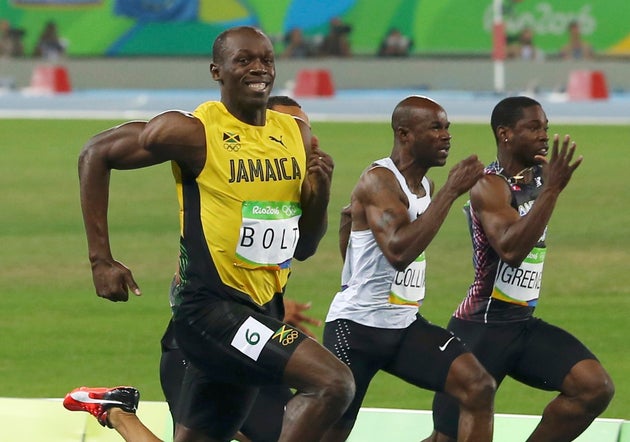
left=321, top=95, right=496, bottom=442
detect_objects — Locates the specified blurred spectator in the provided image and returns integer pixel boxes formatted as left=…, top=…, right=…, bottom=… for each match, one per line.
left=507, top=27, right=544, bottom=61
left=319, top=17, right=351, bottom=57
left=282, top=27, right=313, bottom=58
left=377, top=28, right=412, bottom=57
left=33, top=20, right=66, bottom=61
left=559, top=20, right=593, bottom=60
left=0, top=19, right=25, bottom=57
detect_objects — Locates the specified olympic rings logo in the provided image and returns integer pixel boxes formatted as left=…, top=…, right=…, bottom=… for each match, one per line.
left=282, top=205, right=299, bottom=217
left=281, top=329, right=300, bottom=346
left=224, top=143, right=241, bottom=151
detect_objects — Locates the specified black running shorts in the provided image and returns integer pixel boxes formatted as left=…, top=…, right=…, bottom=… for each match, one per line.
left=432, top=316, right=597, bottom=438
left=172, top=296, right=307, bottom=439
left=323, top=315, right=467, bottom=426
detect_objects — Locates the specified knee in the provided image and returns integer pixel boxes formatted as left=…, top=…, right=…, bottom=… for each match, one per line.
left=318, top=362, right=355, bottom=412
left=465, top=369, right=496, bottom=408
left=285, top=341, right=356, bottom=413
left=451, top=361, right=496, bottom=410
left=579, top=367, right=615, bottom=415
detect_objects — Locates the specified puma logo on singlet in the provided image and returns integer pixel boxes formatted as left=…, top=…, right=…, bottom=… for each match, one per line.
left=269, top=135, right=286, bottom=148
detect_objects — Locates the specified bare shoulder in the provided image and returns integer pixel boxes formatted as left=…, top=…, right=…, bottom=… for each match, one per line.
left=154, top=109, right=196, bottom=122
left=141, top=111, right=205, bottom=151
left=470, top=173, right=511, bottom=210
left=147, top=110, right=203, bottom=139
left=294, top=118, right=312, bottom=152
left=140, top=110, right=206, bottom=174
left=354, top=165, right=401, bottom=203
left=86, top=120, right=146, bottom=145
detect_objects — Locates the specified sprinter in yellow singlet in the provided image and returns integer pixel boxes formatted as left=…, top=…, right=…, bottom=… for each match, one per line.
left=77, top=26, right=354, bottom=442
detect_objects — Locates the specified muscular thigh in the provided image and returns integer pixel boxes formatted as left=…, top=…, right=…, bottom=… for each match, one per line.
left=386, top=315, right=468, bottom=392
left=510, top=318, right=597, bottom=391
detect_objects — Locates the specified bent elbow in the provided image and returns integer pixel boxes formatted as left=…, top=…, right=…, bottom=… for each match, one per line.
left=501, top=252, right=526, bottom=268
left=293, top=244, right=317, bottom=261
left=389, top=254, right=412, bottom=272
left=77, top=146, right=88, bottom=173
left=391, top=262, right=408, bottom=272
left=293, top=250, right=315, bottom=262
left=78, top=141, right=100, bottom=176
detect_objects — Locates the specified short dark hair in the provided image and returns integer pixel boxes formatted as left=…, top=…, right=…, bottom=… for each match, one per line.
left=490, top=96, right=541, bottom=138
left=267, top=96, right=301, bottom=109
left=211, top=29, right=230, bottom=64
left=212, top=26, right=266, bottom=64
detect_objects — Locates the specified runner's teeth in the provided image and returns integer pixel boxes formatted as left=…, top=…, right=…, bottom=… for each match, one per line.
left=249, top=83, right=266, bottom=91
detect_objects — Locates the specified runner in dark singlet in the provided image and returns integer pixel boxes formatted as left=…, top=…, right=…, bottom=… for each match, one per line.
left=425, top=96, right=614, bottom=442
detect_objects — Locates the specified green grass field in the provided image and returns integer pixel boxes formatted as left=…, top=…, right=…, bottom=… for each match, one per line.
left=1, top=118, right=628, bottom=421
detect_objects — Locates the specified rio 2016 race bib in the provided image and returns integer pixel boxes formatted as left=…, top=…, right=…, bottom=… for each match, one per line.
left=492, top=246, right=546, bottom=306
left=389, top=252, right=426, bottom=307
left=236, top=201, right=301, bottom=268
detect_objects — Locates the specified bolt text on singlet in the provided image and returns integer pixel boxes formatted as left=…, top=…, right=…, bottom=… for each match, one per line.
left=240, top=226, right=299, bottom=250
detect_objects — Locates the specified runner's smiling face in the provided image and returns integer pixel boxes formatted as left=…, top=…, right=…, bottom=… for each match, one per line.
left=212, top=28, right=276, bottom=109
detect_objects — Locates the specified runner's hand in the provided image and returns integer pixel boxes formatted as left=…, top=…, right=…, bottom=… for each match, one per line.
left=91, top=259, right=141, bottom=302
left=283, top=299, right=322, bottom=340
